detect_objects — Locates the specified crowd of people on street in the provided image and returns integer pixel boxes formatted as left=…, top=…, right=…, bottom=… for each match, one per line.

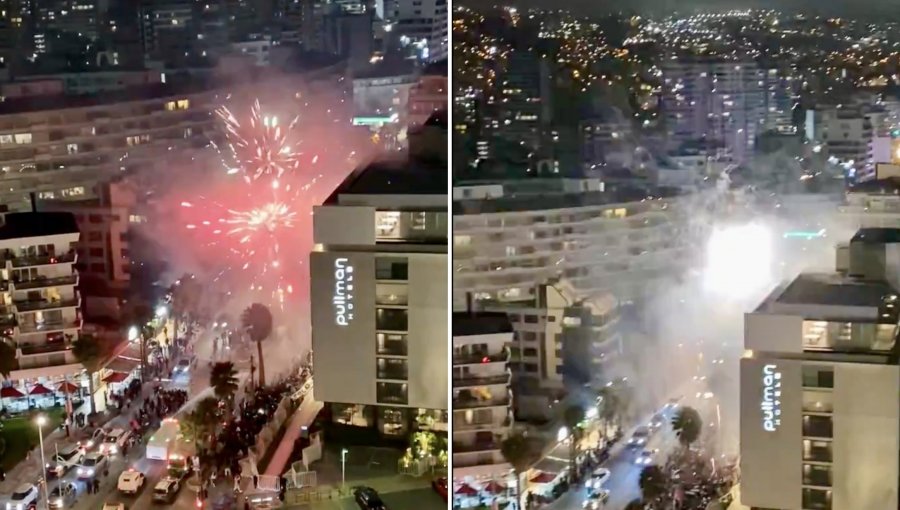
left=130, top=387, right=189, bottom=435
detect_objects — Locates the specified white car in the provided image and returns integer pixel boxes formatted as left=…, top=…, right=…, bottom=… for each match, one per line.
left=101, top=428, right=132, bottom=455
left=77, top=452, right=108, bottom=479
left=102, top=504, right=125, bottom=510
left=117, top=469, right=146, bottom=494
left=627, top=426, right=650, bottom=447
left=84, top=428, right=107, bottom=450
left=174, top=359, right=191, bottom=374
left=5, top=483, right=38, bottom=510
left=582, top=489, right=610, bottom=509
left=46, top=443, right=85, bottom=477
left=635, top=448, right=657, bottom=466
left=586, top=467, right=611, bottom=490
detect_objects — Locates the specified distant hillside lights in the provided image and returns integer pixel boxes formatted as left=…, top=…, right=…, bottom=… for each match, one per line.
left=761, top=364, right=782, bottom=432
left=334, top=258, right=355, bottom=326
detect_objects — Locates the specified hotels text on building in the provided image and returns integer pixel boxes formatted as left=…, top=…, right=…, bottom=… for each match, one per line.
left=334, top=258, right=354, bottom=326
left=761, top=364, right=782, bottom=432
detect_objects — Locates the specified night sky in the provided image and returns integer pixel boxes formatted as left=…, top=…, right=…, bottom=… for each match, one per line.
left=464, top=0, right=897, bottom=18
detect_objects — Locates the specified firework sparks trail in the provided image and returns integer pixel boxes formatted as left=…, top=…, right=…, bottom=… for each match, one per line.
left=214, top=98, right=302, bottom=186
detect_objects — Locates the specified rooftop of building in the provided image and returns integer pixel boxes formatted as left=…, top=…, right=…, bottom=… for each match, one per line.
left=851, top=227, right=900, bottom=244
left=0, top=212, right=78, bottom=240
left=453, top=312, right=513, bottom=337
left=773, top=273, right=899, bottom=317
left=353, top=58, right=418, bottom=80
left=453, top=182, right=681, bottom=215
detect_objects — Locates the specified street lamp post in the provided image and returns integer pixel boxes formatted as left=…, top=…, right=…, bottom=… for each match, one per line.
left=341, top=448, right=349, bottom=488
left=35, top=415, right=50, bottom=510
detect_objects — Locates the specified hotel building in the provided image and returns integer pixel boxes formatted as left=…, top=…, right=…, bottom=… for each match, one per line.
left=740, top=228, right=900, bottom=510
left=452, top=311, right=513, bottom=481
left=310, top=137, right=448, bottom=439
left=0, top=211, right=83, bottom=387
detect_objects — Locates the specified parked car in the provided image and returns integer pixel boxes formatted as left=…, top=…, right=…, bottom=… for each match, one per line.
left=117, top=469, right=146, bottom=494
left=46, top=443, right=85, bottom=477
left=100, top=428, right=132, bottom=455
left=353, top=486, right=387, bottom=510
left=152, top=477, right=181, bottom=504
left=76, top=452, right=108, bottom=479
left=5, top=483, right=38, bottom=510
left=431, top=477, right=447, bottom=501
left=48, top=483, right=77, bottom=509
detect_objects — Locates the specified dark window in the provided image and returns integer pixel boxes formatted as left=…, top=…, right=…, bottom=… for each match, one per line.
left=546, top=315, right=556, bottom=322
left=120, top=249, right=130, bottom=258
left=88, top=214, right=102, bottom=223
left=376, top=257, right=408, bottom=280
left=522, top=332, right=537, bottom=342
left=376, top=382, right=408, bottom=405
left=803, top=415, right=833, bottom=438
left=376, top=358, right=408, bottom=380
left=802, top=366, right=834, bottom=388
left=376, top=308, right=407, bottom=331
left=523, top=363, right=538, bottom=373
left=89, top=248, right=103, bottom=257
left=802, top=488, right=832, bottom=510
left=89, top=263, right=105, bottom=273
left=523, top=348, right=537, bottom=357
left=376, top=333, right=407, bottom=356
left=803, top=464, right=832, bottom=487
left=524, top=315, right=539, bottom=323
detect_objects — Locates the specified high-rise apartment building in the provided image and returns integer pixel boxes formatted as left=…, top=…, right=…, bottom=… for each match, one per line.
left=740, top=228, right=900, bottom=510
left=452, top=311, right=513, bottom=483
left=661, top=58, right=764, bottom=161
left=0, top=211, right=83, bottom=386
left=31, top=0, right=99, bottom=56
left=488, top=52, right=551, bottom=160
left=381, top=0, right=447, bottom=62
left=310, top=129, right=448, bottom=440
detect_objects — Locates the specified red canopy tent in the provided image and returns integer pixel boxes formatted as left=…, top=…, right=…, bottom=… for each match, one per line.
left=529, top=472, right=557, bottom=484
left=0, top=387, right=24, bottom=398
left=103, top=372, right=128, bottom=384
left=29, top=384, right=52, bottom=396
left=455, top=484, right=479, bottom=497
left=483, top=481, right=507, bottom=495
left=56, top=381, right=79, bottom=394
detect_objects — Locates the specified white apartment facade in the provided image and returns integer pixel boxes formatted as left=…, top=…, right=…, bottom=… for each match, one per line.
left=452, top=312, right=513, bottom=481
left=0, top=79, right=218, bottom=211
left=310, top=158, right=448, bottom=439
left=453, top=181, right=699, bottom=310
left=740, top=229, right=900, bottom=510
left=383, top=0, right=448, bottom=62
left=0, top=212, right=83, bottom=385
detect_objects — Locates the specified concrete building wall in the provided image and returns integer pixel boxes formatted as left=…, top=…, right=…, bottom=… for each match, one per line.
left=406, top=253, right=448, bottom=410
left=832, top=363, right=899, bottom=509
left=744, top=312, right=803, bottom=353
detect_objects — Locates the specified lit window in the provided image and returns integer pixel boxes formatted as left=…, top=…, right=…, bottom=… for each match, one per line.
left=13, top=133, right=31, bottom=144
left=66, top=143, right=78, bottom=154
left=61, top=186, right=84, bottom=198
left=176, top=99, right=189, bottom=110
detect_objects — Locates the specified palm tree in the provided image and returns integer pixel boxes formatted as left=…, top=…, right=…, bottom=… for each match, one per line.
left=72, top=335, right=103, bottom=415
left=0, top=337, right=17, bottom=379
left=639, top=464, right=668, bottom=503
left=181, top=396, right=222, bottom=450
left=241, top=303, right=272, bottom=387
left=210, top=361, right=239, bottom=405
left=124, top=302, right=155, bottom=383
left=500, top=432, right=540, bottom=510
left=671, top=406, right=702, bottom=451
left=563, top=404, right=585, bottom=477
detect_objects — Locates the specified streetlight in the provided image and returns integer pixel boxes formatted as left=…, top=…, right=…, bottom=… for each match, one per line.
left=341, top=448, right=349, bottom=488
left=35, top=415, right=50, bottom=510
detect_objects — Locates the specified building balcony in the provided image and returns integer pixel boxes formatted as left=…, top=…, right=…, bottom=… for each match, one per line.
left=17, top=341, right=69, bottom=356
left=18, top=317, right=82, bottom=335
left=453, top=439, right=501, bottom=454
left=452, top=452, right=507, bottom=469
left=452, top=373, right=511, bottom=388
left=13, top=274, right=79, bottom=291
left=453, top=417, right=511, bottom=432
left=453, top=350, right=509, bottom=366
left=14, top=295, right=80, bottom=313
left=9, top=250, right=77, bottom=268
left=454, top=396, right=511, bottom=410
left=16, top=349, right=76, bottom=370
